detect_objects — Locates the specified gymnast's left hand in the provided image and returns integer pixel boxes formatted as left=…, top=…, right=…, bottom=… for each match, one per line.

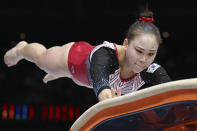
left=111, top=88, right=122, bottom=98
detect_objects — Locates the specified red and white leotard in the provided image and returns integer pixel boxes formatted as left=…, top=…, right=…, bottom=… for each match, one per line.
left=67, top=41, right=95, bottom=86
left=68, top=41, right=171, bottom=96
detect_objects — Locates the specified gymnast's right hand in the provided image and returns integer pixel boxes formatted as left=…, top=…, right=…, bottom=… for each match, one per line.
left=98, top=88, right=121, bottom=101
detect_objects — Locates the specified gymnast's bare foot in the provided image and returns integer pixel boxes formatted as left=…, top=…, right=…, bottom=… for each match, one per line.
left=4, top=41, right=27, bottom=67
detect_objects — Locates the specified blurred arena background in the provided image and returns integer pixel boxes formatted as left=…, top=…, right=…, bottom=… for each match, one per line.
left=1, top=0, right=197, bottom=130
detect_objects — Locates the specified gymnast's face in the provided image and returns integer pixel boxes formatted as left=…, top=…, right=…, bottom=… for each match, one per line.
left=124, top=34, right=158, bottom=73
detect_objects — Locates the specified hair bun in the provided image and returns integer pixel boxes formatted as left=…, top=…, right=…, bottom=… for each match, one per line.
left=138, top=9, right=154, bottom=23
left=139, top=9, right=153, bottom=18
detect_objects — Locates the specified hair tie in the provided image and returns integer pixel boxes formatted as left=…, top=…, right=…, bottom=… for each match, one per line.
left=138, top=17, right=154, bottom=23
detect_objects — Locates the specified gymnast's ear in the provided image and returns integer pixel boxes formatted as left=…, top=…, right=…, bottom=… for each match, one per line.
left=123, top=38, right=129, bottom=48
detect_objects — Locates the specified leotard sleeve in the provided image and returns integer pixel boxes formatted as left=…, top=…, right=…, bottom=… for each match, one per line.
left=89, top=47, right=119, bottom=96
left=140, top=63, right=171, bottom=89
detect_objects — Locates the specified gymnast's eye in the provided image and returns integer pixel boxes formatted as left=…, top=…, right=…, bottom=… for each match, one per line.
left=135, top=48, right=142, bottom=54
left=148, top=53, right=155, bottom=56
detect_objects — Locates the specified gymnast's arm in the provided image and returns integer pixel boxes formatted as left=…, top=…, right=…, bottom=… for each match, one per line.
left=89, top=47, right=119, bottom=101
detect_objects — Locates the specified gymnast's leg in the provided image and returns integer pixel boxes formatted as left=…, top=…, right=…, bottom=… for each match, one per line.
left=4, top=41, right=74, bottom=83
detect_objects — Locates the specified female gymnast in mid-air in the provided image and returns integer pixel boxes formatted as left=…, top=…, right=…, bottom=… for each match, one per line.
left=4, top=9, right=171, bottom=101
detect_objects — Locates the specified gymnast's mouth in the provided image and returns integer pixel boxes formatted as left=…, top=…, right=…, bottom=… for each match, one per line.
left=135, top=63, right=145, bottom=69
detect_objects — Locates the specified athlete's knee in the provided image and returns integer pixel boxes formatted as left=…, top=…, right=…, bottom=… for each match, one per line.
left=36, top=44, right=46, bottom=52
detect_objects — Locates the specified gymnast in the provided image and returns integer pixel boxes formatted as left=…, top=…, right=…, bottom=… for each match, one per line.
left=4, top=9, right=171, bottom=101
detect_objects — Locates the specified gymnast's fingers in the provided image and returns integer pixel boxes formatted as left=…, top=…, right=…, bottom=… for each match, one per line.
left=111, top=88, right=115, bottom=98
left=117, top=87, right=121, bottom=96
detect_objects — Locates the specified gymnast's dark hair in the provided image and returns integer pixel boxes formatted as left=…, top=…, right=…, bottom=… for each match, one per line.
left=126, top=9, right=162, bottom=45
